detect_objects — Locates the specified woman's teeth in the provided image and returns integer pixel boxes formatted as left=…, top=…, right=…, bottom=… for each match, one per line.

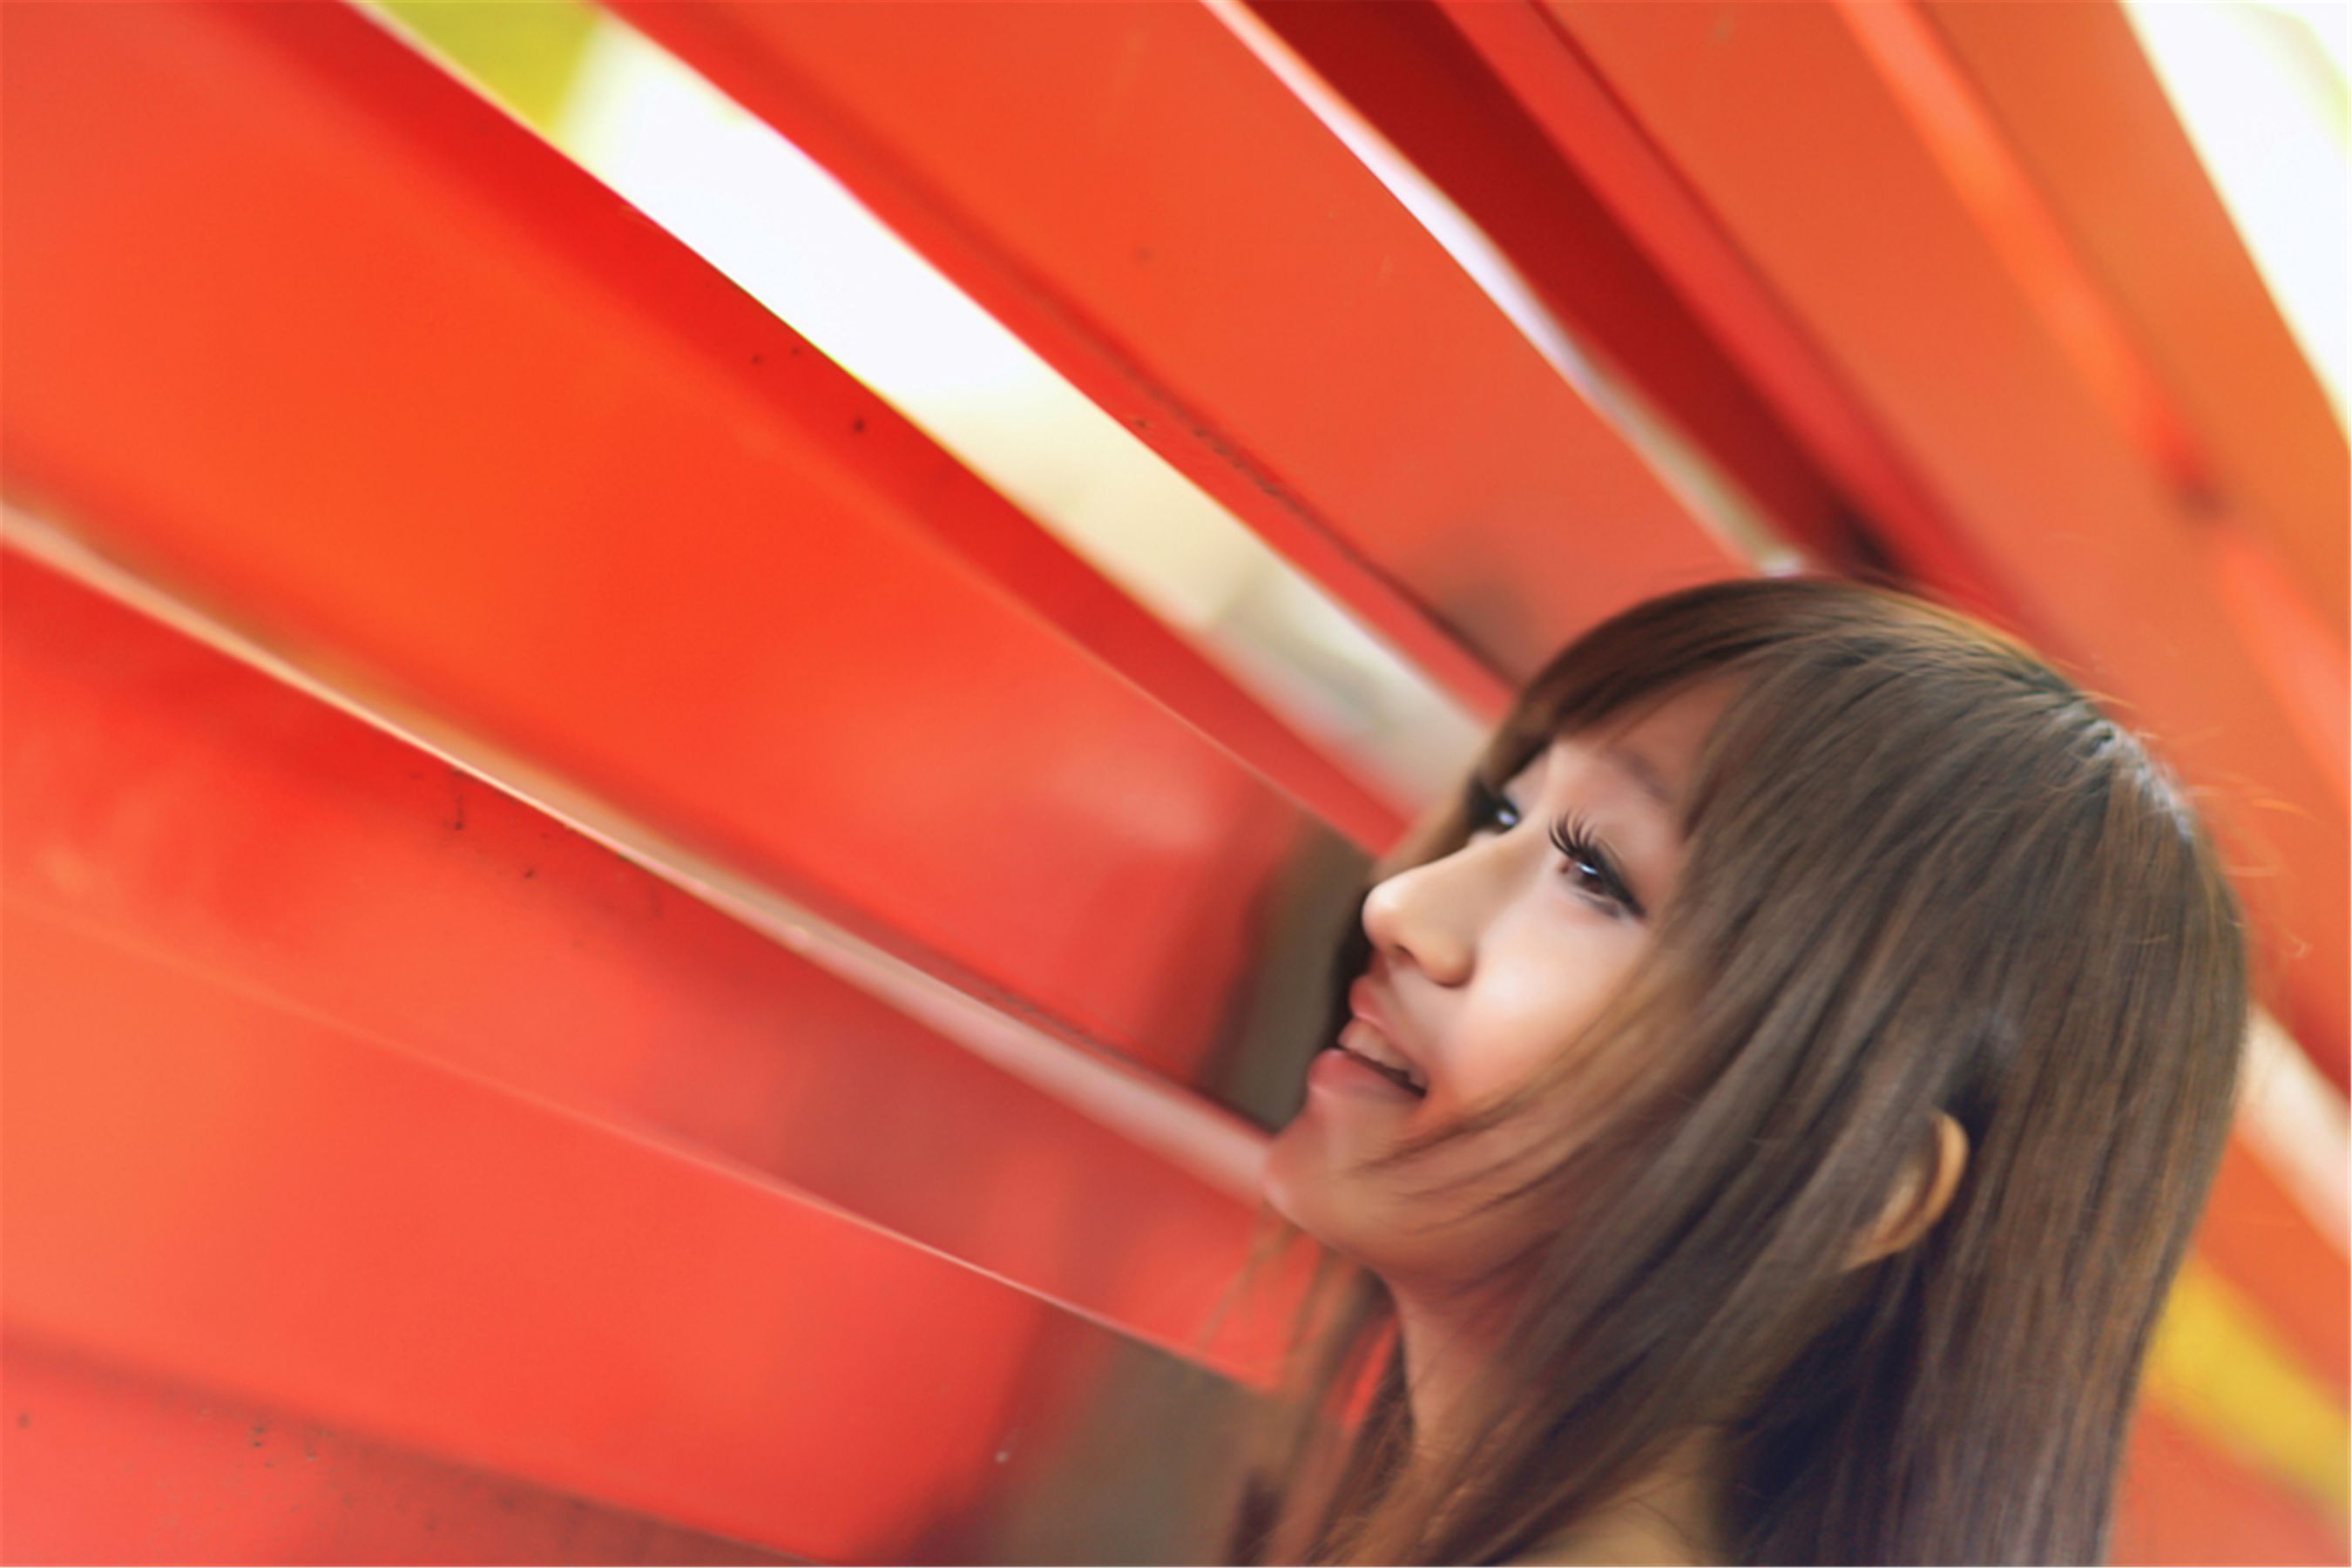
left=1340, top=1042, right=1426, bottom=1096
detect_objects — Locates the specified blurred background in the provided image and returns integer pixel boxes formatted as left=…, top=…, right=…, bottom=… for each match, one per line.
left=2, top=1, right=2344, bottom=1562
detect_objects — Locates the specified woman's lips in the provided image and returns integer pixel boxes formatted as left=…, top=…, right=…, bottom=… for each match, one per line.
left=1347, top=977, right=1425, bottom=1075
left=1310, top=1026, right=1425, bottom=1101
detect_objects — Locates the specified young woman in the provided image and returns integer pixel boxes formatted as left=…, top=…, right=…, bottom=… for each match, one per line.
left=1239, top=578, right=2248, bottom=1565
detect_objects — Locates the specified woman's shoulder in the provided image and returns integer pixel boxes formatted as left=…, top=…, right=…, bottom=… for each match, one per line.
left=1503, top=1516, right=1726, bottom=1566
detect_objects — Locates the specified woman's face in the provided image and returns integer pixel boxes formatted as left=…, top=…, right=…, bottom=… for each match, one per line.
left=1264, top=681, right=1731, bottom=1292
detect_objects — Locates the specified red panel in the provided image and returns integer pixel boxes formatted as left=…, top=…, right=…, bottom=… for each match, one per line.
left=1922, top=0, right=2349, bottom=640
left=2, top=1335, right=789, bottom=1566
left=2196, top=1138, right=2350, bottom=1400
left=1832, top=0, right=2207, bottom=500
left=1479, top=0, right=2349, bottom=1091
left=0, top=550, right=1307, bottom=1382
left=0, top=901, right=1259, bottom=1564
left=1429, top=0, right=2017, bottom=627
left=2114, top=1402, right=2349, bottom=1566
left=608, top=0, right=1741, bottom=703
left=1827, top=0, right=2349, bottom=815
left=1240, top=0, right=1862, bottom=571
left=0, top=0, right=1372, bottom=1089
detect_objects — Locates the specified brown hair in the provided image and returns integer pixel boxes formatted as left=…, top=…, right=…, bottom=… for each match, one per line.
left=1232, top=578, right=2249, bottom=1565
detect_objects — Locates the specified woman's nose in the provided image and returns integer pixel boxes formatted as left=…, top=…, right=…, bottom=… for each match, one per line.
left=1360, top=850, right=1484, bottom=986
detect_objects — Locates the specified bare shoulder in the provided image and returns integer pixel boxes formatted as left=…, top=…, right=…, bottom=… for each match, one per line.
left=1503, top=1518, right=1726, bottom=1565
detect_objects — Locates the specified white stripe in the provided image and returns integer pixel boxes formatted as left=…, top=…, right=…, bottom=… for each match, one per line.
left=2240, top=1007, right=2351, bottom=1257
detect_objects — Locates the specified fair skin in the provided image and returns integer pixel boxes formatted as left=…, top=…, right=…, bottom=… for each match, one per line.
left=1264, top=683, right=1969, bottom=1565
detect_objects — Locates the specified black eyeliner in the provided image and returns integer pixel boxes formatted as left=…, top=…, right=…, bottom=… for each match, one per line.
left=1549, top=812, right=1646, bottom=919
left=1464, top=775, right=1517, bottom=828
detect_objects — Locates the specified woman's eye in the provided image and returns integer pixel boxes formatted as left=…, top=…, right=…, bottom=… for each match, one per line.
left=1557, top=846, right=1615, bottom=902
left=1464, top=778, right=1647, bottom=920
left=1550, top=817, right=1646, bottom=920
left=1464, top=777, right=1521, bottom=838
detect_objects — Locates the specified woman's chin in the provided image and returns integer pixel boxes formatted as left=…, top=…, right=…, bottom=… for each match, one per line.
left=1260, top=1119, right=1315, bottom=1224
left=1263, top=1112, right=1349, bottom=1249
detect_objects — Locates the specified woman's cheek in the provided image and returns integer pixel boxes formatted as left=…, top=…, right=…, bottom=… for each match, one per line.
left=1452, top=938, right=1632, bottom=1103
left=1450, top=1001, right=1564, bottom=1105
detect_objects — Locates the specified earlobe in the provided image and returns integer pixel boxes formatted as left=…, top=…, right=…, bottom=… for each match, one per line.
left=1847, top=1112, right=1970, bottom=1269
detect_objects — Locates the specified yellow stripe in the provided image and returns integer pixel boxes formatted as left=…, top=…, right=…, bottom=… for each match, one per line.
left=2143, top=1254, right=2349, bottom=1522
left=365, top=0, right=600, bottom=137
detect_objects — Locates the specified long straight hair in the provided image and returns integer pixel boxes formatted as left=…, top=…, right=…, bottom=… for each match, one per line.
left=1232, top=578, right=2249, bottom=1565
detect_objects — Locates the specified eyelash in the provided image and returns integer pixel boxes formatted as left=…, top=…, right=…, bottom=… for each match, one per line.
left=1463, top=777, right=1647, bottom=919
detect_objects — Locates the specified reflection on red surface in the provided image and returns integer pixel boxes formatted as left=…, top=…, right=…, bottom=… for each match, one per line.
left=614, top=0, right=1739, bottom=699
left=0, top=1334, right=792, bottom=1566
left=0, top=554, right=1310, bottom=1389
left=0, top=0, right=1348, bottom=1089
left=3, top=901, right=1048, bottom=1560
left=2114, top=1402, right=2349, bottom=1567
left=1835, top=0, right=2208, bottom=495
left=1920, top=0, right=2349, bottom=641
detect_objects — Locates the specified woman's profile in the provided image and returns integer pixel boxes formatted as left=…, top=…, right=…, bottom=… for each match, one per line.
left=1233, top=577, right=2248, bottom=1566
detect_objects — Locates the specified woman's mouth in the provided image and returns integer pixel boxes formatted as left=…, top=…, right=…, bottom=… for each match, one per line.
left=1342, top=977, right=1429, bottom=1096
left=1331, top=1017, right=1428, bottom=1097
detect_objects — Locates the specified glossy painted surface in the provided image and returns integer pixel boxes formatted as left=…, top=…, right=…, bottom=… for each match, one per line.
left=3, top=896, right=1268, bottom=1562
left=1, top=544, right=1317, bottom=1560
left=0, top=0, right=1391, bottom=1097
left=1920, top=0, right=2349, bottom=639
left=1429, top=0, right=2017, bottom=625
left=0, top=554, right=1312, bottom=1378
left=1241, top=0, right=1864, bottom=574
left=611, top=0, right=1742, bottom=709
left=2114, top=1402, right=2351, bottom=1567
left=2, top=1334, right=797, bottom=1565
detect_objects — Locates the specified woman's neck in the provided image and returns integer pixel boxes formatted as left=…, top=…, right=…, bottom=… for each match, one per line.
left=1389, top=1284, right=1734, bottom=1565
left=1389, top=1284, right=1501, bottom=1462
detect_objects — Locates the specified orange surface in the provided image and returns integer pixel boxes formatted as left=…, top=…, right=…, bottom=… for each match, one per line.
left=1430, top=0, right=2017, bottom=625
left=2115, top=1402, right=2349, bottom=1566
left=2, top=902, right=1053, bottom=1562
left=616, top=0, right=1741, bottom=705
left=2, top=1335, right=788, bottom=1565
left=0, top=0, right=1350, bottom=1087
left=1233, top=0, right=1857, bottom=567
left=0, top=555, right=1305, bottom=1379
left=1923, top=0, right=2349, bottom=641
left=2196, top=1139, right=2350, bottom=1401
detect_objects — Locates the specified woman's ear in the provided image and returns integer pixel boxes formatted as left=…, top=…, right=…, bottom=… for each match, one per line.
left=1847, top=1112, right=1970, bottom=1269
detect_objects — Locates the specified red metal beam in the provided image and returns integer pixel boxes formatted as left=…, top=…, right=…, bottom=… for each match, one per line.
left=1, top=1334, right=791, bottom=1565
left=1423, top=0, right=2017, bottom=628
left=606, top=0, right=1742, bottom=706
left=1, top=899, right=1266, bottom=1563
left=2115, top=1402, right=2349, bottom=1566
left=1240, top=0, right=1872, bottom=576
left=1831, top=0, right=2349, bottom=815
left=2197, top=1137, right=2350, bottom=1398
left=0, top=0, right=1378, bottom=1094
left=0, top=551, right=1308, bottom=1381
left=1922, top=0, right=2349, bottom=642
